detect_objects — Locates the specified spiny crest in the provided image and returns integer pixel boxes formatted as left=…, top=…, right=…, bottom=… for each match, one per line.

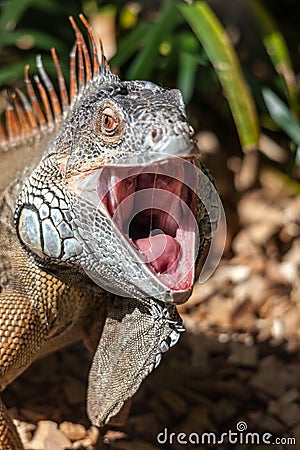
left=0, top=14, right=111, bottom=149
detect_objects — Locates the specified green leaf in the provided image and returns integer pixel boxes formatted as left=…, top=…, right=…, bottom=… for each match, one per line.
left=296, top=146, right=300, bottom=167
left=127, top=0, right=183, bottom=80
left=262, top=87, right=300, bottom=146
left=178, top=1, right=260, bottom=152
left=177, top=52, right=198, bottom=104
left=246, top=0, right=298, bottom=117
left=177, top=31, right=202, bottom=55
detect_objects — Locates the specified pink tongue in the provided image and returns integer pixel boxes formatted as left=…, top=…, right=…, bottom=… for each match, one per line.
left=134, top=234, right=180, bottom=273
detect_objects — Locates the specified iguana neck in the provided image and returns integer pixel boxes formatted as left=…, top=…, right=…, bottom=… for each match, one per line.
left=0, top=127, right=59, bottom=193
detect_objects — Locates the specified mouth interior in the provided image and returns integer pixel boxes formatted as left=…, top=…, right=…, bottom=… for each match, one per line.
left=97, top=158, right=197, bottom=291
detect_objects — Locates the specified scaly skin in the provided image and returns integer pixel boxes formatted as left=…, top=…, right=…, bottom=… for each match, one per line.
left=0, top=17, right=218, bottom=449
left=0, top=179, right=107, bottom=448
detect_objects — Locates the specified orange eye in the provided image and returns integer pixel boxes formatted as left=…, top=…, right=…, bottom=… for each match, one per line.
left=100, top=106, right=119, bottom=135
left=102, top=114, right=116, bottom=130
left=96, top=104, right=123, bottom=144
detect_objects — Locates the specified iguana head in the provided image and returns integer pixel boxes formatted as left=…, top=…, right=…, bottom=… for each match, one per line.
left=13, top=16, right=218, bottom=305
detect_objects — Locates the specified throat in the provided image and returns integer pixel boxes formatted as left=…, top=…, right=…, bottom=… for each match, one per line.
left=128, top=209, right=177, bottom=240
left=129, top=207, right=180, bottom=274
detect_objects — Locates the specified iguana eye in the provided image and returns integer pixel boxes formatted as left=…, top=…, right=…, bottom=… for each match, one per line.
left=101, top=107, right=118, bottom=134
left=103, top=114, right=115, bottom=130
left=96, top=104, right=123, bottom=144
left=101, top=107, right=119, bottom=135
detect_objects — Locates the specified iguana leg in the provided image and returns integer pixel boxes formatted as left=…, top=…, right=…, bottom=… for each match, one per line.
left=0, top=278, right=52, bottom=450
left=0, top=235, right=83, bottom=449
left=0, top=397, right=23, bottom=450
left=0, top=186, right=54, bottom=448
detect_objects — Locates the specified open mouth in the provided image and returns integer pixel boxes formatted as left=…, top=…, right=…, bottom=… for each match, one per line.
left=97, top=157, right=198, bottom=292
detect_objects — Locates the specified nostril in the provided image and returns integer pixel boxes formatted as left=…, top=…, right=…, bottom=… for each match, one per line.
left=151, top=128, right=163, bottom=143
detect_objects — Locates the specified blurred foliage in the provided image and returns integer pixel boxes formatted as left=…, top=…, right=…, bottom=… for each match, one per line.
left=0, top=0, right=300, bottom=180
left=0, top=0, right=82, bottom=84
left=263, top=88, right=300, bottom=166
left=178, top=1, right=259, bottom=152
left=246, top=0, right=298, bottom=118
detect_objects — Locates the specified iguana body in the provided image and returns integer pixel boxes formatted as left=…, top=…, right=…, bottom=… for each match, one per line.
left=0, top=16, right=218, bottom=449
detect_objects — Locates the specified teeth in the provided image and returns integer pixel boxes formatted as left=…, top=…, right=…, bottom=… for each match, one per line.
left=154, top=353, right=162, bottom=368
left=160, top=340, right=169, bottom=353
left=169, top=330, right=180, bottom=347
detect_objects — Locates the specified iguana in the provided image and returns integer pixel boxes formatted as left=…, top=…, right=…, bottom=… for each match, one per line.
left=0, top=15, right=219, bottom=449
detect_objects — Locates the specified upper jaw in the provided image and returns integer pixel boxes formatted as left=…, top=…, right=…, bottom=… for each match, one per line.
left=115, top=135, right=195, bottom=167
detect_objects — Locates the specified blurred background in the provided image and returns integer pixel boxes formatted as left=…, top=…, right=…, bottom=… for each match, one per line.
left=1, top=1, right=300, bottom=449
